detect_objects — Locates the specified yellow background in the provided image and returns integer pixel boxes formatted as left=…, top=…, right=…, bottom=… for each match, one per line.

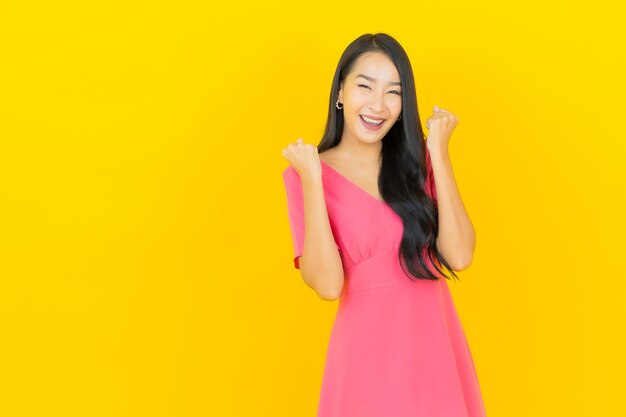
left=1, top=1, right=625, bottom=416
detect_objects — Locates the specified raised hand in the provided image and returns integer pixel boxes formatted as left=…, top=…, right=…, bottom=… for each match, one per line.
left=281, top=138, right=323, bottom=182
left=425, top=105, right=460, bottom=153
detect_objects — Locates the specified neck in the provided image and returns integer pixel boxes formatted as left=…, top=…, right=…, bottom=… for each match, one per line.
left=335, top=132, right=382, bottom=168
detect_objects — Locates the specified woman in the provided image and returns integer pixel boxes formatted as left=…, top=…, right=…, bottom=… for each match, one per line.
left=281, top=33, right=487, bottom=417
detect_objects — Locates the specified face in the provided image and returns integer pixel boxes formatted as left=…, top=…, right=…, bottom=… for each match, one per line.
left=337, top=51, right=403, bottom=144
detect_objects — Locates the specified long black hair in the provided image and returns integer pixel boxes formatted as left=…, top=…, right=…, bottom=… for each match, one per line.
left=317, top=32, right=459, bottom=282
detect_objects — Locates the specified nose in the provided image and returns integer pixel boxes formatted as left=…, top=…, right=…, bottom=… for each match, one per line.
left=368, top=91, right=385, bottom=113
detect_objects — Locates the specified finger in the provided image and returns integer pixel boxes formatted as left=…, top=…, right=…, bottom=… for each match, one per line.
left=429, top=114, right=447, bottom=122
left=432, top=112, right=453, bottom=121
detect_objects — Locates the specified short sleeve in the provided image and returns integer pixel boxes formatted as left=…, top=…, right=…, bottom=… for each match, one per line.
left=425, top=148, right=438, bottom=206
left=283, top=167, right=305, bottom=268
left=282, top=166, right=339, bottom=269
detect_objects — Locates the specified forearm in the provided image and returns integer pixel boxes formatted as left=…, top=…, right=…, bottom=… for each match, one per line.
left=429, top=147, right=476, bottom=270
left=299, top=175, right=344, bottom=300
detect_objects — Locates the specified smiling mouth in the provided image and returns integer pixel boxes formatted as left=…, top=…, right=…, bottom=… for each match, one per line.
left=359, top=114, right=386, bottom=131
left=359, top=115, right=385, bottom=126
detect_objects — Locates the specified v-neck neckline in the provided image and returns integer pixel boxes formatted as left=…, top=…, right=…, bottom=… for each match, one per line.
left=320, top=160, right=386, bottom=205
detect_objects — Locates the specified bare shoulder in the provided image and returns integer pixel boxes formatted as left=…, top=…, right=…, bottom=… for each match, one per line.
left=318, top=148, right=333, bottom=163
left=318, top=148, right=342, bottom=167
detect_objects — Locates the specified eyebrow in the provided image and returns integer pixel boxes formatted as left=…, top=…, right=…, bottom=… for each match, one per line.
left=355, top=74, right=401, bottom=86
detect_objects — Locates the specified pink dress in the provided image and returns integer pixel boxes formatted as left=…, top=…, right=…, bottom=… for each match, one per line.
left=282, top=150, right=487, bottom=417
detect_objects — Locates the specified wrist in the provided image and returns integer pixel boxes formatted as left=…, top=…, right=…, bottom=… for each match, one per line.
left=427, top=144, right=449, bottom=158
left=301, top=174, right=324, bottom=187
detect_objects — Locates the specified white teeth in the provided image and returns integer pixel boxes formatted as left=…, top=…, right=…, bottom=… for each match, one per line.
left=361, top=115, right=384, bottom=125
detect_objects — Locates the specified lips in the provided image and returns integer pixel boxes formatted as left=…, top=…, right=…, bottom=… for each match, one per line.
left=360, top=115, right=385, bottom=125
left=359, top=114, right=385, bottom=131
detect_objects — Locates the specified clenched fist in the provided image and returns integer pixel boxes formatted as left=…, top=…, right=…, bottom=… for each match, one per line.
left=425, top=105, right=459, bottom=152
left=281, top=138, right=323, bottom=183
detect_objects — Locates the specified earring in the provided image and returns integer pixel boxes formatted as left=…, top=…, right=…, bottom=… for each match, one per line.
left=336, top=99, right=343, bottom=110
left=397, top=113, right=402, bottom=121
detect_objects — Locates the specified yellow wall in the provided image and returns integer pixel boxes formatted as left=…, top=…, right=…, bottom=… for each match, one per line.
left=1, top=1, right=624, bottom=416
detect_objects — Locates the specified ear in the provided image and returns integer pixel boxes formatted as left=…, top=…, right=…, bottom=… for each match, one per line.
left=338, top=82, right=343, bottom=102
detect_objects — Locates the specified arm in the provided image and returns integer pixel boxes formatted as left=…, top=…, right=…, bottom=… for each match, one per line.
left=298, top=174, right=344, bottom=300
left=283, top=167, right=344, bottom=300
left=429, top=146, right=476, bottom=271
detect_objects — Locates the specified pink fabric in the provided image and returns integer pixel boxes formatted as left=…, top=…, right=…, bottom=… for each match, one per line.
left=282, top=150, right=487, bottom=417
